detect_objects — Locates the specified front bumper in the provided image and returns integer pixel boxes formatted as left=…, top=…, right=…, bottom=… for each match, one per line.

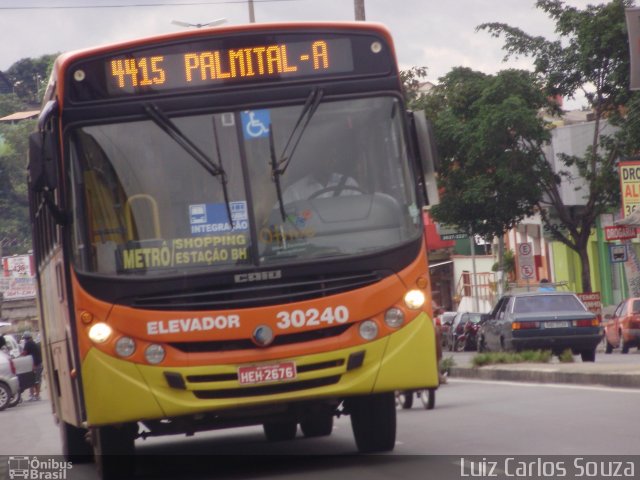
left=81, top=313, right=439, bottom=425
left=512, top=330, right=602, bottom=353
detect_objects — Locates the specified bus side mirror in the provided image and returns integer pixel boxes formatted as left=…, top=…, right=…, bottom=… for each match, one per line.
left=408, top=110, right=440, bottom=207
left=28, top=131, right=58, bottom=193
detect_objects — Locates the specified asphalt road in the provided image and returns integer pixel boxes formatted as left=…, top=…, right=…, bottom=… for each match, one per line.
left=1, top=372, right=638, bottom=480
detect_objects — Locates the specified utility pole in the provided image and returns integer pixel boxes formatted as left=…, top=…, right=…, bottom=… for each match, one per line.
left=248, top=0, right=256, bottom=23
left=354, top=0, right=365, bottom=21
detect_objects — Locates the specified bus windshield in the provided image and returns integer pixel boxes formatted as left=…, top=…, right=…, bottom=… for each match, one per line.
left=68, top=95, right=421, bottom=276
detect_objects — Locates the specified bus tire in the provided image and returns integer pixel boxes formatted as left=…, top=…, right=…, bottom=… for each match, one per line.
left=300, top=414, right=333, bottom=437
left=263, top=421, right=297, bottom=441
left=61, top=421, right=93, bottom=463
left=92, top=424, right=136, bottom=480
left=348, top=392, right=396, bottom=453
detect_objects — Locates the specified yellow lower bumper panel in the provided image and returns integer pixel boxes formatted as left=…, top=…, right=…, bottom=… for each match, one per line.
left=82, top=314, right=438, bottom=425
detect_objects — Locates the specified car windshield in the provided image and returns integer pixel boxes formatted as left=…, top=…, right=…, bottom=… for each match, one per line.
left=67, top=96, right=421, bottom=276
left=513, top=295, right=586, bottom=313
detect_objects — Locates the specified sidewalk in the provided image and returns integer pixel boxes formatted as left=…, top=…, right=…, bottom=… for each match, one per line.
left=449, top=362, right=640, bottom=389
left=446, top=351, right=640, bottom=389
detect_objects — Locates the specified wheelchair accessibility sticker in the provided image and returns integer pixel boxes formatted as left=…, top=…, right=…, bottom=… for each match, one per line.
left=241, top=109, right=270, bottom=139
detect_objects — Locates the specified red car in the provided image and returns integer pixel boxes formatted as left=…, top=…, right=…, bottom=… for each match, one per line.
left=603, top=298, right=640, bottom=353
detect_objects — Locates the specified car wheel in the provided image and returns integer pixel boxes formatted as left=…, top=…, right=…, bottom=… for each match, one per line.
left=8, top=392, right=21, bottom=408
left=0, top=383, right=11, bottom=411
left=580, top=349, right=596, bottom=362
left=420, top=389, right=436, bottom=410
left=349, top=393, right=396, bottom=453
left=620, top=333, right=630, bottom=354
left=604, top=338, right=613, bottom=354
left=263, top=421, right=297, bottom=441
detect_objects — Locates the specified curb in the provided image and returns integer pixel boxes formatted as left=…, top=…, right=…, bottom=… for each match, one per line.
left=449, top=366, right=640, bottom=389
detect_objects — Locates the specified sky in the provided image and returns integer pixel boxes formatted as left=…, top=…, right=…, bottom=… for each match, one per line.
left=0, top=0, right=601, bottom=109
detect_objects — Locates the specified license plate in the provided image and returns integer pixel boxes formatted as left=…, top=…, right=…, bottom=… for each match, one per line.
left=543, top=321, right=570, bottom=328
left=237, top=362, right=297, bottom=385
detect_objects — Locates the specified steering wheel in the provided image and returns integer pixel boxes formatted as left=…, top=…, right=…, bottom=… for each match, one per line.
left=307, top=185, right=365, bottom=200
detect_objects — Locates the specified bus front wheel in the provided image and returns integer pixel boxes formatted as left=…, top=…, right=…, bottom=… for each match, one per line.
left=348, top=392, right=396, bottom=453
left=61, top=421, right=93, bottom=463
left=91, top=424, right=136, bottom=480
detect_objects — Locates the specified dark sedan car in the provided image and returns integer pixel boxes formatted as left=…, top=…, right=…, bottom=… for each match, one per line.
left=477, top=291, right=602, bottom=362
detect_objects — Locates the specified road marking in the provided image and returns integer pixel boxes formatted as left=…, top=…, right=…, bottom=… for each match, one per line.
left=449, top=378, right=640, bottom=394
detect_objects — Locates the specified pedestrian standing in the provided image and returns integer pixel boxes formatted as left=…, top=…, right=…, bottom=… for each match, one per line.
left=21, top=332, right=43, bottom=401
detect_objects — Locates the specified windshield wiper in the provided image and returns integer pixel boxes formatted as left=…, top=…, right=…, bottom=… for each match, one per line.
left=274, top=87, right=323, bottom=177
left=270, top=87, right=323, bottom=222
left=144, top=103, right=233, bottom=226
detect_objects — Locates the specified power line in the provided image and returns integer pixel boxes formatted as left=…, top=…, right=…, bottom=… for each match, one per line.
left=0, top=0, right=301, bottom=10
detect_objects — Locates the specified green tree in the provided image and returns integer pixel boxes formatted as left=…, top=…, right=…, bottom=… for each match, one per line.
left=5, top=54, right=57, bottom=104
left=478, top=0, right=633, bottom=292
left=0, top=93, right=27, bottom=118
left=424, top=67, right=551, bottom=242
left=0, top=120, right=34, bottom=255
left=400, top=66, right=429, bottom=106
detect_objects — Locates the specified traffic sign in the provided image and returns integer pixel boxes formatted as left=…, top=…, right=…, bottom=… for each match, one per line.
left=618, top=161, right=640, bottom=217
left=604, top=225, right=637, bottom=241
left=517, top=242, right=535, bottom=280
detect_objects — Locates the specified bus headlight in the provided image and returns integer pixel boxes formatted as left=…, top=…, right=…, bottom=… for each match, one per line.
left=88, top=323, right=112, bottom=344
left=384, top=308, right=405, bottom=328
left=145, top=344, right=166, bottom=364
left=404, top=289, right=425, bottom=310
left=359, top=320, right=379, bottom=341
left=115, top=337, right=136, bottom=357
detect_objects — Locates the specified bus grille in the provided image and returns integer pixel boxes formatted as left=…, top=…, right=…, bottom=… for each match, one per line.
left=193, top=376, right=341, bottom=399
left=186, top=359, right=345, bottom=383
left=131, top=271, right=383, bottom=310
left=169, top=324, right=351, bottom=353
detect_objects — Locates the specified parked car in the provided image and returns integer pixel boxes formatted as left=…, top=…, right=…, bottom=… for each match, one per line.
left=0, top=351, right=20, bottom=411
left=477, top=291, right=602, bottom=362
left=603, top=297, right=640, bottom=353
left=3, top=334, right=22, bottom=358
left=438, top=311, right=457, bottom=348
left=444, top=311, right=469, bottom=351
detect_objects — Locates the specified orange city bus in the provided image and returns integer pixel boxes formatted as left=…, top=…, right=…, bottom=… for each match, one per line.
left=28, top=21, right=439, bottom=479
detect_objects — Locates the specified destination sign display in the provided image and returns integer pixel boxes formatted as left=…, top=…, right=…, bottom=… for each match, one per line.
left=67, top=32, right=392, bottom=102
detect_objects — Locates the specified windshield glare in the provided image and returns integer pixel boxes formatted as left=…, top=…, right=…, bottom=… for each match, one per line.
left=68, top=96, right=421, bottom=276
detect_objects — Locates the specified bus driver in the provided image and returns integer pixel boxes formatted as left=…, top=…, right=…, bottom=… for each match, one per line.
left=281, top=154, right=361, bottom=203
